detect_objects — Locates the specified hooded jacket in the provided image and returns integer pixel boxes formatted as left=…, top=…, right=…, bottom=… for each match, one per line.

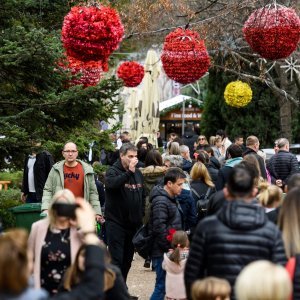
left=41, top=160, right=101, bottom=214
left=184, top=200, right=287, bottom=300
left=140, top=166, right=165, bottom=224
left=215, top=157, right=243, bottom=190
left=163, top=253, right=187, bottom=299
left=149, top=185, right=183, bottom=257
left=105, top=159, right=145, bottom=228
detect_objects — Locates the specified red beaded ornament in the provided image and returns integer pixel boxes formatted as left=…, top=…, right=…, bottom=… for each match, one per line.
left=243, top=5, right=300, bottom=60
left=62, top=5, right=124, bottom=63
left=62, top=56, right=102, bottom=87
left=117, top=61, right=145, bottom=87
left=161, top=28, right=210, bottom=84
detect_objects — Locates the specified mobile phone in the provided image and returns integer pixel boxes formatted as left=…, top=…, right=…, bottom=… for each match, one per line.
left=52, top=203, right=79, bottom=219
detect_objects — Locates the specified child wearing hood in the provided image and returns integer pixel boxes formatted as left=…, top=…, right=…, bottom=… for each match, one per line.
left=162, top=230, right=189, bottom=300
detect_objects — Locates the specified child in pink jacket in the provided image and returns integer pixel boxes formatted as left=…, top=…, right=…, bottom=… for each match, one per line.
left=162, top=230, right=189, bottom=300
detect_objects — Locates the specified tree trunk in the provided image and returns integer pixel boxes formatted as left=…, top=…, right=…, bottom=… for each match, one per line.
left=274, top=62, right=299, bottom=142
left=278, top=96, right=292, bottom=140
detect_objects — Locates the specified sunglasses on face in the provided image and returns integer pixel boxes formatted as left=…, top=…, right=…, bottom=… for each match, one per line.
left=199, top=138, right=205, bottom=141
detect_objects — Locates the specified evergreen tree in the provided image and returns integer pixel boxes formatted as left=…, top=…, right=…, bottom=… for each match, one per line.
left=201, top=69, right=280, bottom=147
left=0, top=0, right=122, bottom=168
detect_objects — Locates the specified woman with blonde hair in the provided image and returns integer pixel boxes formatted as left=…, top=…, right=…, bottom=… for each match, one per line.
left=235, top=260, right=291, bottom=300
left=191, top=277, right=231, bottom=300
left=258, top=182, right=283, bottom=213
left=162, top=141, right=181, bottom=160
left=190, top=162, right=215, bottom=219
left=0, top=200, right=110, bottom=299
left=168, top=141, right=181, bottom=155
left=0, top=229, right=48, bottom=299
left=190, top=162, right=214, bottom=188
left=278, top=187, right=300, bottom=258
left=28, top=189, right=83, bottom=295
left=212, top=136, right=225, bottom=162
left=194, top=135, right=209, bottom=153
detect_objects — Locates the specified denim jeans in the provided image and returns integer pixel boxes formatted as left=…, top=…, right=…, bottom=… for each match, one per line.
left=150, top=256, right=166, bottom=300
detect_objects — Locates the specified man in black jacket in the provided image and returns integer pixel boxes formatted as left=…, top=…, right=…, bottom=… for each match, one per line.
left=149, top=167, right=185, bottom=300
left=105, top=143, right=145, bottom=284
left=184, top=164, right=287, bottom=300
left=21, top=141, right=54, bottom=203
left=243, top=135, right=267, bottom=179
left=182, top=125, right=198, bottom=155
left=267, top=138, right=299, bottom=189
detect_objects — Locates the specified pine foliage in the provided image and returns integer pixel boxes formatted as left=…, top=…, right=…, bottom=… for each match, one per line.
left=0, top=0, right=122, bottom=169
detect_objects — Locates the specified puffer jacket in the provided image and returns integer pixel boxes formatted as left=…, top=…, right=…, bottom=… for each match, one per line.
left=184, top=200, right=287, bottom=300
left=140, top=165, right=165, bottom=224
left=149, top=185, right=183, bottom=257
left=176, top=189, right=198, bottom=232
left=267, top=150, right=299, bottom=186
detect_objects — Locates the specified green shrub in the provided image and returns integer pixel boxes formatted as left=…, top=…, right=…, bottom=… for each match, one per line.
left=93, top=164, right=109, bottom=174
left=0, top=189, right=22, bottom=229
left=92, top=164, right=109, bottom=183
left=0, top=171, right=23, bottom=189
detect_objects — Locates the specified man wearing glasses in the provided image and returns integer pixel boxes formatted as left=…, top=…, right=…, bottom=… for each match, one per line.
left=41, top=142, right=102, bottom=218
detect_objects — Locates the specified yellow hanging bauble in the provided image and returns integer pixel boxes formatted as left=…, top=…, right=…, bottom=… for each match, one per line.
left=224, top=80, right=252, bottom=108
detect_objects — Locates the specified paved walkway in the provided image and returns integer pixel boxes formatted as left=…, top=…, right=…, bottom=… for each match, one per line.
left=127, top=254, right=155, bottom=299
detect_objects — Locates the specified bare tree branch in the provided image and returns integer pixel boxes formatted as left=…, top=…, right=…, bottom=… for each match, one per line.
left=125, top=0, right=262, bottom=39
left=214, top=64, right=299, bottom=106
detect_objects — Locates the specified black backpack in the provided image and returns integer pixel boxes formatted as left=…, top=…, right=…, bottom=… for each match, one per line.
left=191, top=187, right=212, bottom=220
left=132, top=223, right=152, bottom=259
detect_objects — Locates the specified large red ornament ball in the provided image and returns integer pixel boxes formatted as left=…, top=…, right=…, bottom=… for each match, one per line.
left=117, top=61, right=144, bottom=87
left=62, top=5, right=124, bottom=62
left=243, top=6, right=300, bottom=60
left=161, top=28, right=210, bottom=84
left=64, top=56, right=102, bottom=87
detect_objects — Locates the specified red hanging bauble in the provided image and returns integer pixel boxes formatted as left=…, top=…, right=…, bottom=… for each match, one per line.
left=62, top=56, right=103, bottom=87
left=243, top=5, right=300, bottom=60
left=117, top=61, right=144, bottom=87
left=161, top=28, right=210, bottom=84
left=62, top=5, right=124, bottom=62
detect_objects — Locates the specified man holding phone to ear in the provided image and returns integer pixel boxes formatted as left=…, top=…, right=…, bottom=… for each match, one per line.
left=42, top=142, right=102, bottom=220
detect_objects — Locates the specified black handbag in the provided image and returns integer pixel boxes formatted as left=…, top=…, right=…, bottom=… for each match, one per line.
left=132, top=223, right=152, bottom=259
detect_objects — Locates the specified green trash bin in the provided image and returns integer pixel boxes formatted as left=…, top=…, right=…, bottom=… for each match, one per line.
left=10, top=203, right=42, bottom=231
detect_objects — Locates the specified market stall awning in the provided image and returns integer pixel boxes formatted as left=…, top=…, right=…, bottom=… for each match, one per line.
left=159, top=94, right=192, bottom=111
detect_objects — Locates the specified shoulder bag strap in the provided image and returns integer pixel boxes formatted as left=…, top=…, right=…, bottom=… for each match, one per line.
left=205, top=187, right=212, bottom=199
left=191, top=187, right=200, bottom=199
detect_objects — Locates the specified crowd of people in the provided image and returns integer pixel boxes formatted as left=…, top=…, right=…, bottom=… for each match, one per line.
left=1, top=128, right=300, bottom=300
